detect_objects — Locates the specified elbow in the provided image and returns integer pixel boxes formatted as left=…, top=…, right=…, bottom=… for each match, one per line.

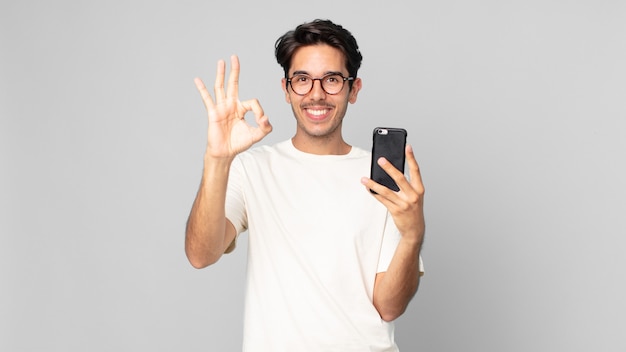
left=382, top=312, right=402, bottom=322
left=185, top=243, right=221, bottom=269
left=373, top=294, right=408, bottom=322
left=186, top=252, right=219, bottom=269
left=187, top=255, right=212, bottom=269
left=377, top=305, right=406, bottom=322
left=185, top=222, right=231, bottom=269
left=373, top=287, right=417, bottom=322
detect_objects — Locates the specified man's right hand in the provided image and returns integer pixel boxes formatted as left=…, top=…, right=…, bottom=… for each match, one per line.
left=194, top=55, right=272, bottom=160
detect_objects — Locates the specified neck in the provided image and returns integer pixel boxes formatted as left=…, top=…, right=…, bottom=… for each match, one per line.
left=291, top=133, right=351, bottom=155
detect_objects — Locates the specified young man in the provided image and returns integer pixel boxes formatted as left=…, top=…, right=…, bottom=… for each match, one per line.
left=186, top=19, right=425, bottom=351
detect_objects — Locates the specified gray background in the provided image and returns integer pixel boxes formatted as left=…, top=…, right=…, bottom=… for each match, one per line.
left=2, top=0, right=625, bottom=351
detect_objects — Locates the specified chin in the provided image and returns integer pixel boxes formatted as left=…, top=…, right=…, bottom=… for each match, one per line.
left=299, top=121, right=342, bottom=139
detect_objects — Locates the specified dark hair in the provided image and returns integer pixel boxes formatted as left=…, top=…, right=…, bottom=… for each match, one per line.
left=275, top=19, right=363, bottom=82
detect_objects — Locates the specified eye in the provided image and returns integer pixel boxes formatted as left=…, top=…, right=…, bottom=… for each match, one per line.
left=325, top=75, right=341, bottom=84
left=294, top=75, right=310, bottom=83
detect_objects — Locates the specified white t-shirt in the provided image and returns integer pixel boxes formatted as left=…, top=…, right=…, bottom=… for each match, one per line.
left=225, top=140, right=420, bottom=352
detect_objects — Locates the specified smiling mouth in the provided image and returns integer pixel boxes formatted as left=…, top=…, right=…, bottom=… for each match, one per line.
left=306, top=108, right=330, bottom=116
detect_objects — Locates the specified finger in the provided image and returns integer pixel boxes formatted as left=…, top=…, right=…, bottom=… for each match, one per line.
left=194, top=77, right=215, bottom=110
left=406, top=144, right=425, bottom=193
left=213, top=59, right=226, bottom=102
left=361, top=177, right=398, bottom=207
left=242, top=99, right=273, bottom=140
left=226, top=55, right=240, bottom=102
left=376, top=157, right=410, bottom=193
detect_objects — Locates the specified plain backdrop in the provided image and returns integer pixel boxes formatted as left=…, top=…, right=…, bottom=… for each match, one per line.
left=2, top=0, right=625, bottom=351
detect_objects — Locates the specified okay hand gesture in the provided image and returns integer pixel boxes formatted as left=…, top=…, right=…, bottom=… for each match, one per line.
left=194, top=55, right=272, bottom=160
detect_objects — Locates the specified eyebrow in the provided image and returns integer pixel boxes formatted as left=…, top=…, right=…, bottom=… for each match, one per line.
left=291, top=70, right=345, bottom=77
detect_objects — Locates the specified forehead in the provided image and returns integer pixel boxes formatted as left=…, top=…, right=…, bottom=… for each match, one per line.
left=289, top=44, right=347, bottom=75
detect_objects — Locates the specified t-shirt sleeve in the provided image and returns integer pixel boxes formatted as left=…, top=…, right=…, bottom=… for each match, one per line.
left=224, top=156, right=249, bottom=252
left=376, top=211, right=425, bottom=276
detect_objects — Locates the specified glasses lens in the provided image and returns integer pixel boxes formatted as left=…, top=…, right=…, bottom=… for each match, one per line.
left=321, top=74, right=344, bottom=94
left=290, top=75, right=312, bottom=95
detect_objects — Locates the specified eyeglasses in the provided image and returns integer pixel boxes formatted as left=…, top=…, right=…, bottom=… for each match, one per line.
left=286, top=73, right=354, bottom=96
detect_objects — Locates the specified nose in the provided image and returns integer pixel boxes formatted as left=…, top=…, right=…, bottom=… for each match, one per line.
left=309, top=78, right=327, bottom=100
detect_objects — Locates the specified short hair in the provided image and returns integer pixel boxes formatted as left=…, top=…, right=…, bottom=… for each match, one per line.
left=275, top=19, right=363, bottom=83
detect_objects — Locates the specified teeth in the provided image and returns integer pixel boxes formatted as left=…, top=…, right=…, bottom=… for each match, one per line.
left=307, top=109, right=328, bottom=116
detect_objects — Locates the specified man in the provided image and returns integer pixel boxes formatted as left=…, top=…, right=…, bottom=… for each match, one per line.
left=185, top=19, right=425, bottom=351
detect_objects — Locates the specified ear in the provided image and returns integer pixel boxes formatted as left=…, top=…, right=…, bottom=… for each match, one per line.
left=348, top=77, right=362, bottom=104
left=281, top=78, right=291, bottom=104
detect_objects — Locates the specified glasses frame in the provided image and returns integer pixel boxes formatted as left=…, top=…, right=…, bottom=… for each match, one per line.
left=286, top=73, right=355, bottom=96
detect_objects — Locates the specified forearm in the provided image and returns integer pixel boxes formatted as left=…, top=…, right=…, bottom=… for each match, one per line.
left=373, top=236, right=422, bottom=321
left=185, top=155, right=234, bottom=268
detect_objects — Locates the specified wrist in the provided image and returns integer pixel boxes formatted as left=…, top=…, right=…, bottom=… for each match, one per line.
left=399, top=231, right=424, bottom=249
left=203, top=153, right=234, bottom=176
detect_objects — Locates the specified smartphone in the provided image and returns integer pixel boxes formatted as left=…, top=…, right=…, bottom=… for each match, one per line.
left=370, top=127, right=407, bottom=193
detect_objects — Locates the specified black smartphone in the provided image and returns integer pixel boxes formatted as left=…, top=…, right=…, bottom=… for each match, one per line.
left=370, top=127, right=407, bottom=193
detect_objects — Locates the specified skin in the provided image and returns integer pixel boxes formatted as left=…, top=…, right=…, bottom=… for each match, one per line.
left=185, top=45, right=425, bottom=322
